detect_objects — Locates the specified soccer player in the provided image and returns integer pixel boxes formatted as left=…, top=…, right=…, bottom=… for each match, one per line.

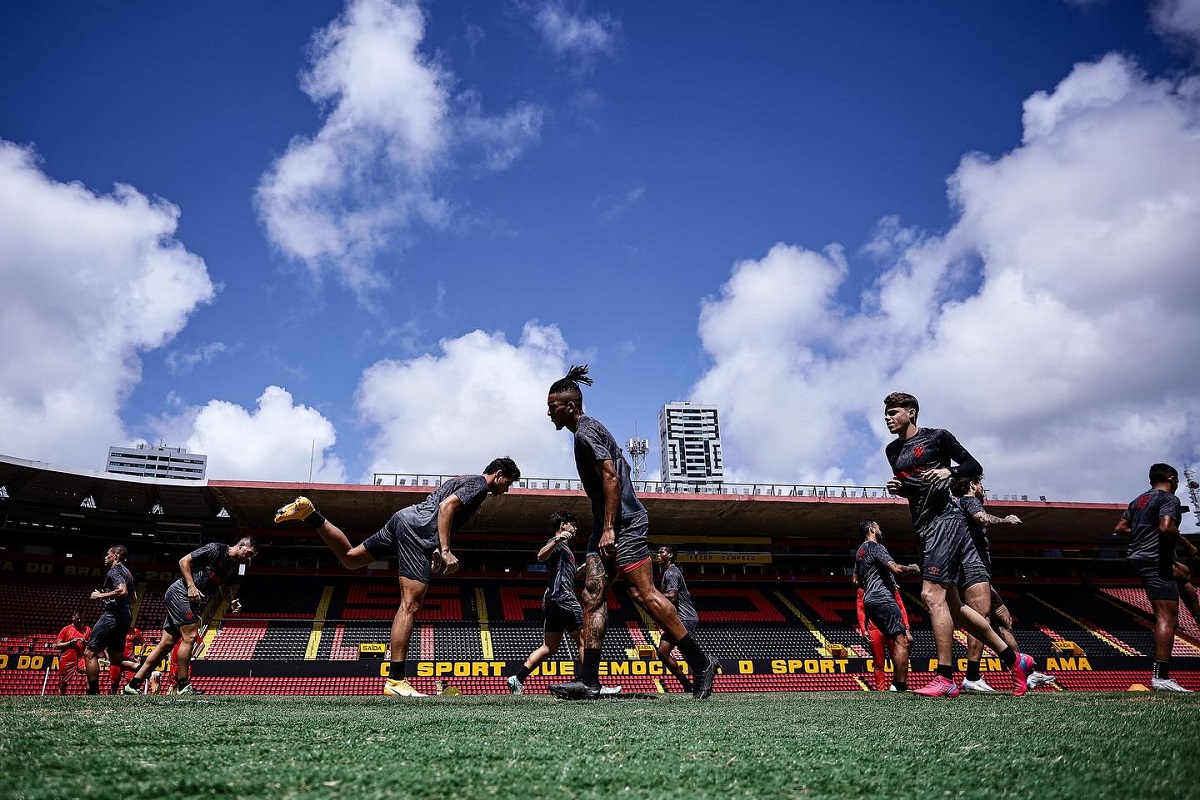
left=883, top=392, right=1035, bottom=697
left=655, top=545, right=699, bottom=693
left=952, top=477, right=1056, bottom=693
left=508, top=511, right=617, bottom=695
left=275, top=458, right=521, bottom=698
left=54, top=611, right=90, bottom=695
left=545, top=366, right=718, bottom=700
left=123, top=536, right=258, bottom=696
left=1114, top=463, right=1197, bottom=692
left=109, top=626, right=144, bottom=694
left=82, top=546, right=140, bottom=695
left=853, top=520, right=920, bottom=692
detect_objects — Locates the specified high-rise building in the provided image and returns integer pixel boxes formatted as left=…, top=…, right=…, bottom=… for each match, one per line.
left=105, top=443, right=207, bottom=481
left=658, top=402, right=723, bottom=489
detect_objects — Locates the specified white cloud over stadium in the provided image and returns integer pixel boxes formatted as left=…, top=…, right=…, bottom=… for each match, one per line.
left=693, top=52, right=1200, bottom=502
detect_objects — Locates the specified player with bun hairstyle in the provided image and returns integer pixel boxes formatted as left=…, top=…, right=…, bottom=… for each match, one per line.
left=545, top=366, right=718, bottom=700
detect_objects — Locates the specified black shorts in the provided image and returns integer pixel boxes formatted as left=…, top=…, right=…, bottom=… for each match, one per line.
left=961, top=538, right=993, bottom=589
left=163, top=583, right=204, bottom=637
left=586, top=512, right=652, bottom=573
left=88, top=612, right=129, bottom=656
left=918, top=514, right=982, bottom=586
left=863, top=595, right=908, bottom=638
left=660, top=617, right=699, bottom=646
left=544, top=599, right=583, bottom=634
left=1134, top=559, right=1179, bottom=602
left=363, top=512, right=435, bottom=584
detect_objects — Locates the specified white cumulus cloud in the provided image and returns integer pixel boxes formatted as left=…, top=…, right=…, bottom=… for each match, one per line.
left=693, top=53, right=1200, bottom=502
left=0, top=140, right=215, bottom=472
left=174, top=386, right=346, bottom=483
left=530, top=0, right=620, bottom=61
left=355, top=322, right=575, bottom=480
left=1152, top=0, right=1200, bottom=57
left=256, top=0, right=543, bottom=297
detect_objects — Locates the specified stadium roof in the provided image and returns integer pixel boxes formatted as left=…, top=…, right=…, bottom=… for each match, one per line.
left=0, top=454, right=1125, bottom=547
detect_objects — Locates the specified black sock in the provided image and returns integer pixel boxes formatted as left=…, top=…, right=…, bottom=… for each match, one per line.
left=516, top=665, right=532, bottom=682
left=306, top=511, right=326, bottom=528
left=1154, top=660, right=1170, bottom=680
left=176, top=676, right=190, bottom=688
left=998, top=647, right=1017, bottom=669
left=87, top=680, right=99, bottom=695
left=965, top=660, right=982, bottom=682
left=389, top=661, right=405, bottom=680
left=127, top=676, right=143, bottom=689
left=581, top=648, right=601, bottom=687
left=673, top=634, right=709, bottom=670
left=894, top=680, right=908, bottom=691
left=936, top=663, right=954, bottom=680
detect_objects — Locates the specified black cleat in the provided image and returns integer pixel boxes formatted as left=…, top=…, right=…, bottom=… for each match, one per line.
left=549, top=680, right=601, bottom=700
left=692, top=658, right=719, bottom=700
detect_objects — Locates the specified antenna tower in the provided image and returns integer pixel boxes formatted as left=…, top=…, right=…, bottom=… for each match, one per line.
left=627, top=436, right=650, bottom=481
left=1184, top=461, right=1200, bottom=527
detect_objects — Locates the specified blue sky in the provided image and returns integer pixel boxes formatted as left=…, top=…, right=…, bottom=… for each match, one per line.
left=3, top=0, right=1200, bottom=509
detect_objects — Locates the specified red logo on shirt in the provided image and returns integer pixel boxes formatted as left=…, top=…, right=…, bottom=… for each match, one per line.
left=913, top=445, right=925, bottom=459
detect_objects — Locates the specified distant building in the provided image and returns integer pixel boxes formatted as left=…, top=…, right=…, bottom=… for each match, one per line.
left=658, top=402, right=723, bottom=490
left=105, top=444, right=207, bottom=481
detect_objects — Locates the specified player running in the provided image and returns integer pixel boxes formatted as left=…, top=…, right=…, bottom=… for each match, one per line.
left=508, top=511, right=619, bottom=695
left=883, top=392, right=1036, bottom=697
left=952, top=477, right=1056, bottom=693
left=275, top=459, right=520, bottom=698
left=853, top=520, right=920, bottom=692
left=1115, top=463, right=1196, bottom=692
left=54, top=611, right=90, bottom=695
left=655, top=545, right=699, bottom=694
left=123, top=537, right=258, bottom=696
left=545, top=366, right=718, bottom=700
left=82, top=546, right=140, bottom=695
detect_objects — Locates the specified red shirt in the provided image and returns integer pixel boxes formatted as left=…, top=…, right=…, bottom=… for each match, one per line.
left=57, top=624, right=90, bottom=662
left=123, top=628, right=144, bottom=658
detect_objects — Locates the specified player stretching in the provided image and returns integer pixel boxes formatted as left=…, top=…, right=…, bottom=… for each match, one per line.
left=655, top=545, right=699, bottom=693
left=123, top=537, right=258, bottom=696
left=883, top=392, right=1035, bottom=697
left=854, top=520, right=920, bottom=692
left=546, top=366, right=718, bottom=700
left=508, top=511, right=619, bottom=695
left=1115, top=463, right=1196, bottom=692
left=951, top=477, right=1056, bottom=692
left=82, top=546, right=140, bottom=695
left=276, top=458, right=521, bottom=698
left=54, top=611, right=90, bottom=695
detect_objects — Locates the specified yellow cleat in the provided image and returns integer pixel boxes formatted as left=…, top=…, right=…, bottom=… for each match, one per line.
left=383, top=678, right=427, bottom=697
left=274, top=497, right=315, bottom=524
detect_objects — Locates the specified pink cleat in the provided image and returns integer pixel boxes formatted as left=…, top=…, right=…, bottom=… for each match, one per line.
left=913, top=675, right=960, bottom=698
left=1012, top=653, right=1035, bottom=697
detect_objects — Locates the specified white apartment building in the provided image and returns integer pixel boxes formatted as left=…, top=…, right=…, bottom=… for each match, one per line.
left=105, top=443, right=207, bottom=481
left=659, top=402, right=723, bottom=489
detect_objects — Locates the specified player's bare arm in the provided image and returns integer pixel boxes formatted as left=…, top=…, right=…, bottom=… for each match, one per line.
left=886, top=561, right=921, bottom=578
left=1161, top=514, right=1198, bottom=557
left=437, top=494, right=464, bottom=574
left=974, top=511, right=1022, bottom=526
left=179, top=554, right=203, bottom=602
left=595, top=459, right=620, bottom=557
left=90, top=582, right=126, bottom=602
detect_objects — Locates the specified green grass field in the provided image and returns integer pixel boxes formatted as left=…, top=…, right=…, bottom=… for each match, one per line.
left=2, top=692, right=1197, bottom=799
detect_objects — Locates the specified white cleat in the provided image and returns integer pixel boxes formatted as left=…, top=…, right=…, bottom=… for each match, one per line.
left=1151, top=677, right=1191, bottom=692
left=599, top=685, right=622, bottom=695
left=1027, top=671, right=1057, bottom=689
left=506, top=675, right=524, bottom=695
left=960, top=677, right=997, bottom=693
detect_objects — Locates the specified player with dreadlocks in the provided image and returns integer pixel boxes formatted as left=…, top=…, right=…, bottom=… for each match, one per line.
left=545, top=365, right=719, bottom=700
